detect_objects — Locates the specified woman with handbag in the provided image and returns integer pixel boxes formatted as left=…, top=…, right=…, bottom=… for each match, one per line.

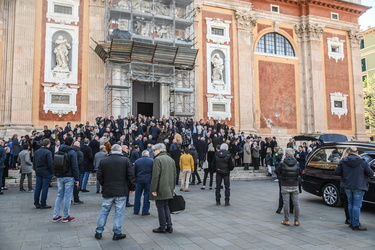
left=201, top=139, right=215, bottom=190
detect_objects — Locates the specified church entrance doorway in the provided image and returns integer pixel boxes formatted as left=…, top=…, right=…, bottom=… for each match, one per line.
left=137, top=102, right=153, bottom=117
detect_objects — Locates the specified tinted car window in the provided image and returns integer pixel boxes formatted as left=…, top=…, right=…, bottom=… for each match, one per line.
left=309, top=147, right=344, bottom=170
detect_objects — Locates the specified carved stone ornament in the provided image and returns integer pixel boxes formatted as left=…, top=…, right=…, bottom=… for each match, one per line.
left=206, top=94, right=233, bottom=121
left=42, top=82, right=80, bottom=117
left=330, top=92, right=348, bottom=119
left=235, top=10, right=256, bottom=29
left=195, top=4, right=202, bottom=13
left=47, top=0, right=80, bottom=25
left=327, top=37, right=345, bottom=63
left=91, top=0, right=105, bottom=4
left=295, top=22, right=324, bottom=41
left=348, top=29, right=364, bottom=47
left=206, top=18, right=231, bottom=44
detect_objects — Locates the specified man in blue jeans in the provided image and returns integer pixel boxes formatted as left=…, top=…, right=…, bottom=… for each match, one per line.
left=52, top=137, right=80, bottom=223
left=33, top=139, right=54, bottom=208
left=336, top=146, right=374, bottom=231
left=133, top=150, right=153, bottom=215
left=95, top=144, right=135, bottom=241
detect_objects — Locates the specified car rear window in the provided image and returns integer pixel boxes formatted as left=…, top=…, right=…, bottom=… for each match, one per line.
left=308, top=147, right=375, bottom=170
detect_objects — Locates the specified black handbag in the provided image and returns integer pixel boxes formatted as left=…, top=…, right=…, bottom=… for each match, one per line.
left=168, top=193, right=185, bottom=214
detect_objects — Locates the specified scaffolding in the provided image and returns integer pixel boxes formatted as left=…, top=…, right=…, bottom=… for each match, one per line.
left=96, top=0, right=197, bottom=118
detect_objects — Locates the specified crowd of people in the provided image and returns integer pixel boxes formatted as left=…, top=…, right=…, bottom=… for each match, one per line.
left=0, top=113, right=372, bottom=238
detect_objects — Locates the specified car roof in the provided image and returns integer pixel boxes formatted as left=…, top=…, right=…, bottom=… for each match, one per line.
left=316, top=141, right=375, bottom=149
left=293, top=133, right=348, bottom=143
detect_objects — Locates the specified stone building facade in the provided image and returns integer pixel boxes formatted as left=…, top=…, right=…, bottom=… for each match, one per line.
left=0, top=0, right=370, bottom=141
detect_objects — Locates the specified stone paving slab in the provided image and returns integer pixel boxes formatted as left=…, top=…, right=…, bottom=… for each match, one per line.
left=0, top=179, right=375, bottom=249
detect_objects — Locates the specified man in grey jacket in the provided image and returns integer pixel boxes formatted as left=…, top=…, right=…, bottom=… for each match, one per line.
left=335, top=146, right=374, bottom=231
left=94, top=145, right=107, bottom=194
left=18, top=143, right=33, bottom=192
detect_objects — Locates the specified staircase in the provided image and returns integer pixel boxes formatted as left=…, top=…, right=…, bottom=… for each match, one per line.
left=5, top=167, right=274, bottom=188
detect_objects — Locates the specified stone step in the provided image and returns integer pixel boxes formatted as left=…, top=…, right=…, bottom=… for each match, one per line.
left=4, top=167, right=275, bottom=188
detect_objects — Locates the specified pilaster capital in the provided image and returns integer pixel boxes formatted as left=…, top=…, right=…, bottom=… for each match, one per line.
left=295, top=22, right=324, bottom=41
left=348, top=29, right=364, bottom=48
left=90, top=0, right=105, bottom=6
left=195, top=4, right=203, bottom=13
left=235, top=10, right=256, bottom=30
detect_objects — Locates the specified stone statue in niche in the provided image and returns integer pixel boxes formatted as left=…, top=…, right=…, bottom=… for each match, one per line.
left=54, top=35, right=71, bottom=71
left=117, top=0, right=130, bottom=8
left=211, top=53, right=224, bottom=90
left=134, top=20, right=150, bottom=36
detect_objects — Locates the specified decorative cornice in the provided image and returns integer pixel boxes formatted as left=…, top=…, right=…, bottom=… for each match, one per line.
left=295, top=22, right=324, bottom=41
left=348, top=29, right=364, bottom=47
left=272, top=0, right=369, bottom=14
left=235, top=10, right=256, bottom=30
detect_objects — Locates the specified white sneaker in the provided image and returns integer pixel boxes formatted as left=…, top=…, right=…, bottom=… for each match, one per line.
left=274, top=179, right=279, bottom=182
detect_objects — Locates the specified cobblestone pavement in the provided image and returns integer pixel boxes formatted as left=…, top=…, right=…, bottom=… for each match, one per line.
left=0, top=179, right=374, bottom=250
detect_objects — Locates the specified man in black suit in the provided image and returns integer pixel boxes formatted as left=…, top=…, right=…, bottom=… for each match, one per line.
left=80, top=139, right=93, bottom=192
left=89, top=136, right=100, bottom=157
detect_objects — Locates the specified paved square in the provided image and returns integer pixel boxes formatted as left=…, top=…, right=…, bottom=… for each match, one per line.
left=0, top=179, right=374, bottom=249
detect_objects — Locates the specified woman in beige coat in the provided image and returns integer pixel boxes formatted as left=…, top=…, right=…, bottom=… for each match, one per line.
left=243, top=139, right=252, bottom=170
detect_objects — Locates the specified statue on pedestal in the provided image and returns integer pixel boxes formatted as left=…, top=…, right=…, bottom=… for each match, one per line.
left=54, top=35, right=71, bottom=71
left=211, top=53, right=224, bottom=89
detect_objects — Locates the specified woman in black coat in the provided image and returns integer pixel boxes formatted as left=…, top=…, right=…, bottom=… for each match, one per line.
left=201, top=139, right=215, bottom=190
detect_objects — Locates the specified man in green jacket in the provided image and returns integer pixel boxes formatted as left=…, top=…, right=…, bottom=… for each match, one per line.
left=150, top=143, right=176, bottom=233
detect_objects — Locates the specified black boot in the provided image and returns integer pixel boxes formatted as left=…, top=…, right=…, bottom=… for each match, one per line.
left=225, top=199, right=230, bottom=206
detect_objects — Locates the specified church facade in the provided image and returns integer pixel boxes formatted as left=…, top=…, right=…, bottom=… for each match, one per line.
left=0, top=0, right=370, bottom=140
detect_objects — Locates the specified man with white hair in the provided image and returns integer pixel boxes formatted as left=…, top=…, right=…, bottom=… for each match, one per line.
left=95, top=144, right=135, bottom=240
left=212, top=143, right=234, bottom=206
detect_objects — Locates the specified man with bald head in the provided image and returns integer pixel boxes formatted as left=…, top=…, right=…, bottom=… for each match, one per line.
left=336, top=146, right=374, bottom=231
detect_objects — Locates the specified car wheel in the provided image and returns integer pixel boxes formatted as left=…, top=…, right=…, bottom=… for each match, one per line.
left=322, top=183, right=341, bottom=207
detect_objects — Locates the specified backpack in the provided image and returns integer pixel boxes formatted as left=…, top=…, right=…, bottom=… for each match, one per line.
left=54, top=149, right=72, bottom=174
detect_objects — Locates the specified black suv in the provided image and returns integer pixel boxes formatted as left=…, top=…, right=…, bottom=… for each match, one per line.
left=294, top=134, right=375, bottom=207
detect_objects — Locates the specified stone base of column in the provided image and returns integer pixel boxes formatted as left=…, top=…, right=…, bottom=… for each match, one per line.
left=0, top=123, right=37, bottom=139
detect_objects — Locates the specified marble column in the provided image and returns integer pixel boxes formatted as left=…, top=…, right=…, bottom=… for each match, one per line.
left=235, top=10, right=257, bottom=133
left=296, top=22, right=326, bottom=134
left=88, top=0, right=106, bottom=121
left=349, top=29, right=368, bottom=140
left=0, top=0, right=35, bottom=137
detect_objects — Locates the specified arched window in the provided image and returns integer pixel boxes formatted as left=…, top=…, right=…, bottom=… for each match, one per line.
left=256, top=32, right=295, bottom=57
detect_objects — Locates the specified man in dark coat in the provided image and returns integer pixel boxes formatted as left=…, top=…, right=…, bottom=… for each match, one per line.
left=150, top=143, right=176, bottom=234
left=170, top=144, right=182, bottom=185
left=80, top=138, right=93, bottom=192
left=335, top=146, right=374, bottom=231
left=133, top=150, right=153, bottom=215
left=72, top=141, right=84, bottom=204
left=278, top=148, right=301, bottom=227
left=0, top=140, right=6, bottom=195
left=89, top=136, right=100, bottom=157
left=195, top=137, right=207, bottom=168
left=95, top=144, right=135, bottom=241
left=11, top=134, right=20, bottom=169
left=189, top=145, right=201, bottom=185
left=33, top=139, right=54, bottom=208
left=212, top=143, right=234, bottom=206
